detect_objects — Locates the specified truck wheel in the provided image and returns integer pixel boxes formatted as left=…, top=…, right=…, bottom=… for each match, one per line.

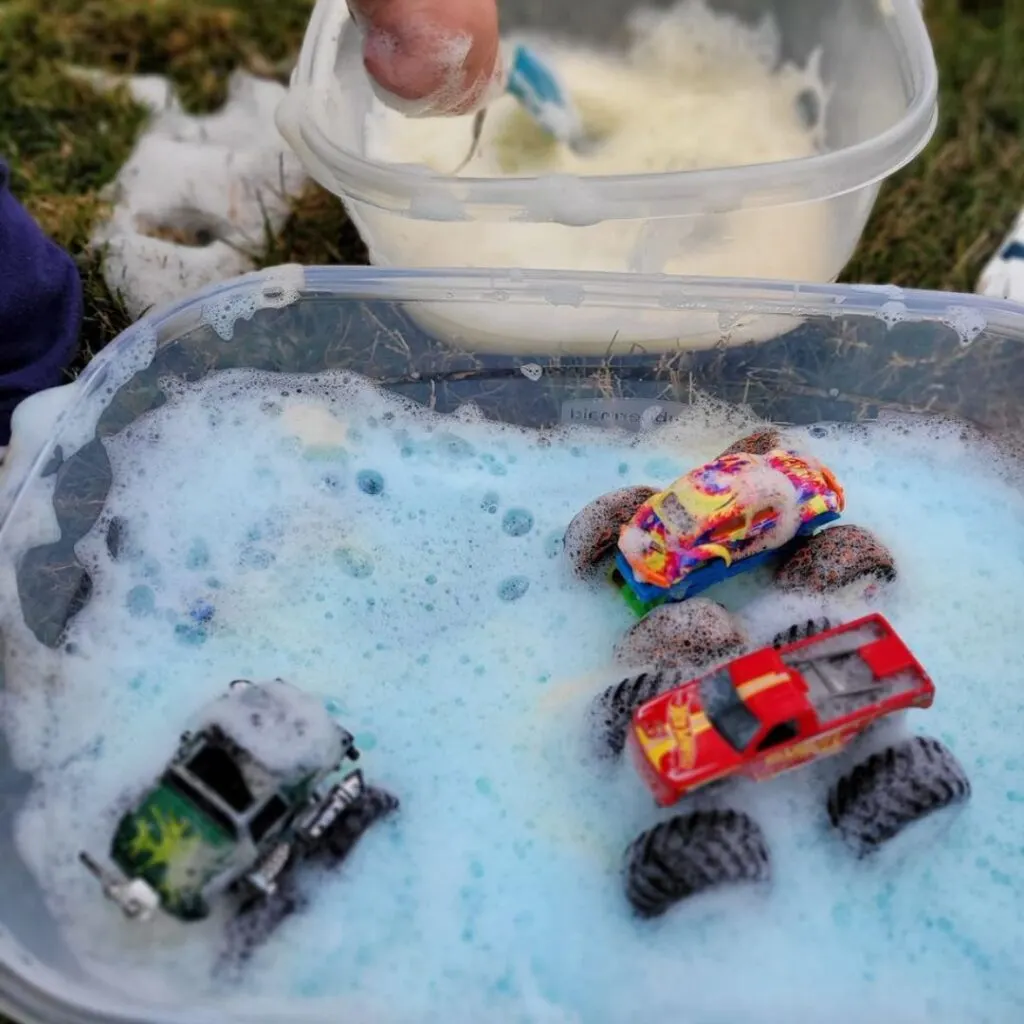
left=775, top=525, right=896, bottom=594
left=590, top=668, right=681, bottom=756
left=223, top=870, right=306, bottom=971
left=318, top=786, right=399, bottom=863
left=624, top=809, right=770, bottom=918
left=827, top=736, right=970, bottom=855
left=563, top=485, right=657, bottom=577
left=717, top=428, right=781, bottom=457
left=771, top=617, right=833, bottom=649
left=614, top=598, right=747, bottom=671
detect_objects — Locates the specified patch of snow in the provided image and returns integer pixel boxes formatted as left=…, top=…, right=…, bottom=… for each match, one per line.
left=85, top=70, right=308, bottom=321
left=977, top=208, right=1024, bottom=304
left=194, top=679, right=346, bottom=786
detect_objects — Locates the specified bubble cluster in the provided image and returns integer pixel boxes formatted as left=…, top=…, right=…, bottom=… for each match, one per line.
left=497, top=576, right=530, bottom=602
left=501, top=508, right=534, bottom=537
left=357, top=470, right=385, bottom=496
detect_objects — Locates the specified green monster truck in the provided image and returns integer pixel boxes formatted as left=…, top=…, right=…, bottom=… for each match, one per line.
left=79, top=678, right=397, bottom=924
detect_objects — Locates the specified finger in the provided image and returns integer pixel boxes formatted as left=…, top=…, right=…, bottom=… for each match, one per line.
left=350, top=0, right=501, bottom=115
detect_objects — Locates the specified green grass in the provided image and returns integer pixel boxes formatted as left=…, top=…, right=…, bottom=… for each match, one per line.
left=0, top=0, right=1022, bottom=366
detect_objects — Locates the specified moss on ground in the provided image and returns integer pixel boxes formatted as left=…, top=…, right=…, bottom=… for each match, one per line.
left=0, top=0, right=1022, bottom=365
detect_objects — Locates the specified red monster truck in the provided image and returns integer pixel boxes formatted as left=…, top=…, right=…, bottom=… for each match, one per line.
left=589, top=615, right=971, bottom=918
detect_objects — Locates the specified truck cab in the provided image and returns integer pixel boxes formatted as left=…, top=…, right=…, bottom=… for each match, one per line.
left=628, top=614, right=935, bottom=807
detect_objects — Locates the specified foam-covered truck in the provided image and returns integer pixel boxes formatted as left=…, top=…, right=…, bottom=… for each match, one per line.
left=564, top=430, right=897, bottom=620
left=589, top=615, right=971, bottom=917
left=79, top=678, right=397, bottom=924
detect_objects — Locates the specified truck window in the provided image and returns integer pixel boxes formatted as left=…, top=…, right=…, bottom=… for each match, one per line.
left=707, top=513, right=746, bottom=543
left=250, top=795, right=290, bottom=843
left=658, top=492, right=696, bottom=534
left=163, top=772, right=238, bottom=839
left=756, top=720, right=799, bottom=751
left=186, top=742, right=254, bottom=813
left=751, top=507, right=778, bottom=531
left=698, top=670, right=761, bottom=753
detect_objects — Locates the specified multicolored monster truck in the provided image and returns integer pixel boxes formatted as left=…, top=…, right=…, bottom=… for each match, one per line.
left=564, top=429, right=897, bottom=622
left=79, top=678, right=397, bottom=926
left=589, top=614, right=970, bottom=918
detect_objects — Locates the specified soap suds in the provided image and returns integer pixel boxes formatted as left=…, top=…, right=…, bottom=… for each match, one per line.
left=196, top=680, right=346, bottom=781
left=0, top=373, right=1022, bottom=1022
left=361, top=0, right=831, bottom=279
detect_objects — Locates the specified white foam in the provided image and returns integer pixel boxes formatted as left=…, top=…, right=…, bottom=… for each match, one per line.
left=196, top=680, right=345, bottom=782
left=0, top=372, right=1021, bottom=1021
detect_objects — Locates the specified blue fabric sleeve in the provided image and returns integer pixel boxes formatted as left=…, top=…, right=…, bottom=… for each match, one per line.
left=0, top=159, right=83, bottom=445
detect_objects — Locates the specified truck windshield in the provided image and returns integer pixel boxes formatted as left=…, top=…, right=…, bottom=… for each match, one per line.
left=186, top=742, right=254, bottom=813
left=164, top=771, right=238, bottom=839
left=657, top=492, right=696, bottom=534
left=699, top=669, right=761, bottom=753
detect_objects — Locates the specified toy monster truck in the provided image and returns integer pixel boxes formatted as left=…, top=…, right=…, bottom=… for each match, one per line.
left=564, top=430, right=896, bottom=623
left=590, top=614, right=970, bottom=918
left=79, top=678, right=398, bottom=924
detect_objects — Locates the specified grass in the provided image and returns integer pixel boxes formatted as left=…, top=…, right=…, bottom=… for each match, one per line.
left=0, top=0, right=1022, bottom=364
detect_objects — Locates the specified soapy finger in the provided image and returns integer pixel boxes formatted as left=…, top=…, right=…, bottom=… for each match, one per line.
left=350, top=0, right=502, bottom=116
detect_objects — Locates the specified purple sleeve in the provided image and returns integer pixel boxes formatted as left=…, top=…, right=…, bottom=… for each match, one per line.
left=0, top=160, right=83, bottom=445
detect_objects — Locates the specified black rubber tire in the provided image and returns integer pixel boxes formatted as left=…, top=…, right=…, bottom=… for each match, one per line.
left=775, top=525, right=896, bottom=594
left=222, top=865, right=305, bottom=972
left=613, top=599, right=748, bottom=672
left=624, top=809, right=770, bottom=918
left=591, top=668, right=681, bottom=757
left=827, top=736, right=971, bottom=855
left=771, top=617, right=833, bottom=649
left=316, top=786, right=400, bottom=862
left=563, top=485, right=657, bottom=577
left=717, top=429, right=782, bottom=458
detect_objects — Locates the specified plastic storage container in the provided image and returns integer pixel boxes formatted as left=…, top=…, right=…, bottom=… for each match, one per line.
left=0, top=266, right=1017, bottom=1024
left=276, top=0, right=937, bottom=289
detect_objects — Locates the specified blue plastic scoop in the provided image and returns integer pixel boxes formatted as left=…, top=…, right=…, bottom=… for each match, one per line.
left=503, top=43, right=590, bottom=152
left=454, top=42, right=594, bottom=172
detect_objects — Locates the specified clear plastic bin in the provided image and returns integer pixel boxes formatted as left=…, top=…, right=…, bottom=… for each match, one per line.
left=276, top=0, right=937, bottom=289
left=0, top=265, right=1016, bottom=1024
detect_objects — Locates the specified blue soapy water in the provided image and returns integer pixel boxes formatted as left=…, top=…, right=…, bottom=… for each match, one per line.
left=4, top=371, right=1024, bottom=1023
left=357, top=469, right=385, bottom=496
left=186, top=538, right=210, bottom=570
left=497, top=575, right=531, bottom=601
left=125, top=584, right=155, bottom=618
left=334, top=546, right=374, bottom=579
left=501, top=507, right=534, bottom=537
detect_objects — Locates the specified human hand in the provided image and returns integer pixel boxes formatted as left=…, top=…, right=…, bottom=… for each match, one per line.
left=349, top=0, right=502, bottom=116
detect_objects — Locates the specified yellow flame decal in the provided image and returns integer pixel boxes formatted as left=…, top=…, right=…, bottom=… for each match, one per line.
left=128, top=808, right=200, bottom=872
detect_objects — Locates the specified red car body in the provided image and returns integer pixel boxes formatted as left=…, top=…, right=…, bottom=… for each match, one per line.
left=627, top=614, right=935, bottom=807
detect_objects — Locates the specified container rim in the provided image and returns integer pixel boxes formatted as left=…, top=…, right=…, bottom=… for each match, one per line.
left=275, top=0, right=939, bottom=222
left=2, top=263, right=1024, bottom=1024
left=57, top=266, right=1024, bottom=359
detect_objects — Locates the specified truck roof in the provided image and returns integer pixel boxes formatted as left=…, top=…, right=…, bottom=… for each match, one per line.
left=189, top=680, right=347, bottom=790
left=722, top=615, right=930, bottom=727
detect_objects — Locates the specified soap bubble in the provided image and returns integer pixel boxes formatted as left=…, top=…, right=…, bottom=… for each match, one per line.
left=502, top=508, right=534, bottom=537
left=497, top=576, right=531, bottom=601
left=357, top=469, right=385, bottom=496
left=334, top=547, right=374, bottom=579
